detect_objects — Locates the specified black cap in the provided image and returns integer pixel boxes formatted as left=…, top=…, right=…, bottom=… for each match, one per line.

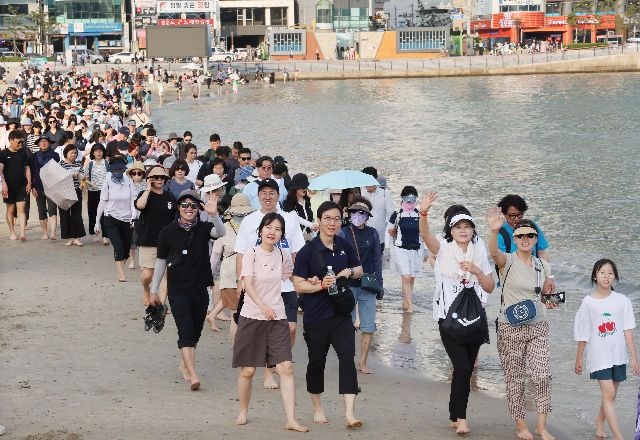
left=257, top=178, right=280, bottom=193
left=274, top=155, right=287, bottom=164
left=289, top=173, right=309, bottom=190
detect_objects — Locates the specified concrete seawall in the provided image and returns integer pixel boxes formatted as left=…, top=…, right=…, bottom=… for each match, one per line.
left=292, top=53, right=640, bottom=80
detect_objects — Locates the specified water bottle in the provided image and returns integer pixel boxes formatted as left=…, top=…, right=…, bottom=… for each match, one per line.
left=326, top=266, right=338, bottom=295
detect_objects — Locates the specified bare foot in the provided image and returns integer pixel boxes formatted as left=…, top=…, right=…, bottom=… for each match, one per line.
left=65, top=240, right=73, bottom=246
left=73, top=239, right=83, bottom=246
left=50, top=235, right=57, bottom=240
left=236, top=410, right=248, bottom=425
left=346, top=417, right=363, bottom=428
left=118, top=278, right=126, bottom=282
left=595, top=419, right=608, bottom=439
left=102, top=239, right=109, bottom=246
left=178, top=364, right=190, bottom=381
left=94, top=236, right=100, bottom=242
left=216, top=312, right=231, bottom=321
left=455, top=419, right=470, bottom=435
left=536, top=429, right=555, bottom=440
left=313, top=410, right=328, bottom=424
left=357, top=365, right=373, bottom=374
left=516, top=427, right=534, bottom=440
left=142, top=295, right=150, bottom=306
left=450, top=422, right=458, bottom=429
left=128, top=263, right=136, bottom=269
left=9, top=234, right=17, bottom=240
left=285, top=421, right=309, bottom=432
left=41, top=234, right=49, bottom=240
left=19, top=235, right=26, bottom=241
left=263, top=377, right=279, bottom=389
left=190, top=378, right=200, bottom=391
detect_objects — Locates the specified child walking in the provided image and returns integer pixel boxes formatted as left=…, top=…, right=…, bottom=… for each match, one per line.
left=574, top=258, right=639, bottom=440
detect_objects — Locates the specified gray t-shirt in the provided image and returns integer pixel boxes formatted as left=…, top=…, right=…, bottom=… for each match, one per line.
left=497, top=253, right=551, bottom=324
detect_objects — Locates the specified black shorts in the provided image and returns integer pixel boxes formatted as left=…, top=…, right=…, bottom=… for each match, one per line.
left=281, top=291, right=298, bottom=323
left=3, top=186, right=27, bottom=204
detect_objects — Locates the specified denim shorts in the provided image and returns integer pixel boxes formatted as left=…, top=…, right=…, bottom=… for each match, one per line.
left=590, top=364, right=626, bottom=382
left=351, top=287, right=377, bottom=333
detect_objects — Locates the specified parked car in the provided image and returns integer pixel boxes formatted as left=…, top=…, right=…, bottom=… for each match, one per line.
left=74, top=49, right=105, bottom=64
left=209, top=47, right=236, bottom=63
left=0, top=49, right=24, bottom=58
left=108, top=51, right=134, bottom=64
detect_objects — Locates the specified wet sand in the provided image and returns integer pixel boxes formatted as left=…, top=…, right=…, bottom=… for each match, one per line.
left=0, top=222, right=590, bottom=440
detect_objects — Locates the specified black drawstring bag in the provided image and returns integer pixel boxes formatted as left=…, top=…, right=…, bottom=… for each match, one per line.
left=441, top=286, right=489, bottom=345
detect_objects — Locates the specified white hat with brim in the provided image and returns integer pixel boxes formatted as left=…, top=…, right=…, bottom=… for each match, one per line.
left=449, top=213, right=475, bottom=228
left=200, top=174, right=226, bottom=193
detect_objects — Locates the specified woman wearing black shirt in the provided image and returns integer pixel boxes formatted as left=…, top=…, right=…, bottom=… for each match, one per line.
left=150, top=190, right=225, bottom=391
left=282, top=173, right=316, bottom=241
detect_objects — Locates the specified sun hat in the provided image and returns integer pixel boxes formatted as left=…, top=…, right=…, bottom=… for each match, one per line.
left=307, top=171, right=318, bottom=179
left=200, top=174, right=226, bottom=193
left=167, top=132, right=178, bottom=140
left=257, top=178, right=279, bottom=193
left=126, top=161, right=145, bottom=177
left=289, top=173, right=309, bottom=190
left=449, top=213, right=475, bottom=228
left=348, top=202, right=373, bottom=217
left=20, top=117, right=32, bottom=126
left=176, top=189, right=203, bottom=206
left=146, top=165, right=169, bottom=179
left=513, top=219, right=538, bottom=237
left=143, top=158, right=158, bottom=169
left=227, top=193, right=255, bottom=216
left=108, top=156, right=128, bottom=172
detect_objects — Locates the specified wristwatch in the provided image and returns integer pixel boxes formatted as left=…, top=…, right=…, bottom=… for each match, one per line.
left=348, top=267, right=354, bottom=278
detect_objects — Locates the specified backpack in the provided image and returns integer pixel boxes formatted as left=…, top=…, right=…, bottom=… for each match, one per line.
left=440, top=285, right=489, bottom=345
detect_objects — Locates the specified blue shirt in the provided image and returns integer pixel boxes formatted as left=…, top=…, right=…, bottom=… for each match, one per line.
left=338, top=225, right=383, bottom=289
left=293, top=236, right=360, bottom=324
left=242, top=179, right=287, bottom=210
left=498, top=221, right=549, bottom=257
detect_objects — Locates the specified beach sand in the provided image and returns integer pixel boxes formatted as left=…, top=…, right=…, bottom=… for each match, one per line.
left=0, top=222, right=589, bottom=440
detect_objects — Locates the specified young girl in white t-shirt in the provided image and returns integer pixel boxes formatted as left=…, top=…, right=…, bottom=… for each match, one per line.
left=574, top=258, right=639, bottom=440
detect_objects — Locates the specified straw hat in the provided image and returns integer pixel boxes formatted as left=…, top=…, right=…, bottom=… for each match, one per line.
left=146, top=165, right=169, bottom=179
left=126, top=161, right=145, bottom=177
left=227, top=193, right=255, bottom=216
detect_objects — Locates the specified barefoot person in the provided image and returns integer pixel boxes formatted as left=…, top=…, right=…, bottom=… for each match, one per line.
left=207, top=193, right=255, bottom=334
left=292, top=201, right=364, bottom=428
left=419, top=193, right=494, bottom=435
left=0, top=130, right=31, bottom=240
left=234, top=179, right=305, bottom=390
left=94, top=156, right=138, bottom=282
left=574, top=259, right=638, bottom=440
left=150, top=189, right=225, bottom=391
left=29, top=135, right=59, bottom=240
left=233, top=212, right=308, bottom=432
left=338, top=197, right=383, bottom=374
left=59, top=145, right=86, bottom=246
left=487, top=211, right=556, bottom=440
left=135, top=165, right=174, bottom=305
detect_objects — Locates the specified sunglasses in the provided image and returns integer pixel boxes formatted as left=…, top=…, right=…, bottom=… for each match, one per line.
left=507, top=212, right=524, bottom=220
left=180, top=202, right=199, bottom=210
left=350, top=210, right=369, bottom=216
left=149, top=176, right=166, bottom=181
left=130, top=171, right=144, bottom=176
left=239, top=156, right=251, bottom=161
left=514, top=233, right=537, bottom=239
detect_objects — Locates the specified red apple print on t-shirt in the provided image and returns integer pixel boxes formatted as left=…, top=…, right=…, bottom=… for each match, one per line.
left=597, top=313, right=617, bottom=337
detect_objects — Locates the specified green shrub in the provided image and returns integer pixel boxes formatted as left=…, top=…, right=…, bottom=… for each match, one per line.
left=566, top=43, right=609, bottom=49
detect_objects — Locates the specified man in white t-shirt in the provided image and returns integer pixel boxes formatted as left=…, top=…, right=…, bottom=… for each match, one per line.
left=360, top=166, right=393, bottom=253
left=234, top=178, right=305, bottom=389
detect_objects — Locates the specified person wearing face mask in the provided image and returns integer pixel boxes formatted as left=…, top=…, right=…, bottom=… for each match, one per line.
left=94, top=156, right=139, bottom=282
left=386, top=186, right=426, bottom=313
left=418, top=192, right=494, bottom=435
left=338, top=197, right=382, bottom=375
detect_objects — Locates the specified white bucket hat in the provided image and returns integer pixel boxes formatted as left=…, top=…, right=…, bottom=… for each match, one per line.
left=200, top=174, right=226, bottom=193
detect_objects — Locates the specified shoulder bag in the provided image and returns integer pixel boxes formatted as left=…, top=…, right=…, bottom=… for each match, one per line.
left=349, top=226, right=383, bottom=299
left=312, top=243, right=355, bottom=317
left=501, top=257, right=543, bottom=326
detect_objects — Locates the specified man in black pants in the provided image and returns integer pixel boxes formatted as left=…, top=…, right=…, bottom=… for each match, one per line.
left=0, top=130, right=31, bottom=240
left=292, top=201, right=364, bottom=428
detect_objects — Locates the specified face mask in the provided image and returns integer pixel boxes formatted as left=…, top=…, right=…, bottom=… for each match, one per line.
left=401, top=202, right=416, bottom=211
left=350, top=212, right=368, bottom=227
left=111, top=170, right=125, bottom=183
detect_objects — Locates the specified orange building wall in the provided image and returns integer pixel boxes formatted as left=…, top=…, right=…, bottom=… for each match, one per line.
left=375, top=31, right=441, bottom=59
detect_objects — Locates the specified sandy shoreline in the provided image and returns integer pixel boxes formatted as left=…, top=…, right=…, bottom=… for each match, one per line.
left=0, top=218, right=591, bottom=440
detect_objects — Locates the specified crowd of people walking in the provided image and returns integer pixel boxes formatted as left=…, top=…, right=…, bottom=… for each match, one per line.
left=0, top=65, right=638, bottom=439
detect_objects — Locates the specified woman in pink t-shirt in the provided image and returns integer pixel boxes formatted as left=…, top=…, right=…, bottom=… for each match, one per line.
left=233, top=212, right=308, bottom=433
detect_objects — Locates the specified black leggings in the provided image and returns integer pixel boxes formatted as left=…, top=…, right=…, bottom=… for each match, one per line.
left=168, top=290, right=208, bottom=349
left=439, top=320, right=481, bottom=421
left=103, top=216, right=132, bottom=261
left=87, top=190, right=105, bottom=236
left=35, top=192, right=57, bottom=220
left=303, top=315, right=358, bottom=395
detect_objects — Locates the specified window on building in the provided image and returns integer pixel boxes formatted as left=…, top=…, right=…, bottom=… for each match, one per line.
left=573, top=0, right=594, bottom=15
left=252, top=8, right=265, bottom=25
left=398, top=28, right=448, bottom=51
left=271, top=7, right=287, bottom=25
left=272, top=32, right=302, bottom=52
left=499, top=4, right=540, bottom=12
left=545, top=2, right=562, bottom=15
left=596, top=0, right=616, bottom=13
left=221, top=9, right=236, bottom=25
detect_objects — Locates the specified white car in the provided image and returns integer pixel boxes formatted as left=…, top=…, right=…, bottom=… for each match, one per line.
left=235, top=48, right=250, bottom=60
left=108, top=51, right=134, bottom=64
left=209, top=47, right=236, bottom=62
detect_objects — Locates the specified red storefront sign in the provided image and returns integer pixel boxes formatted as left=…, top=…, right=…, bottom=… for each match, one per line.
left=491, top=12, right=545, bottom=28
left=158, top=18, right=215, bottom=26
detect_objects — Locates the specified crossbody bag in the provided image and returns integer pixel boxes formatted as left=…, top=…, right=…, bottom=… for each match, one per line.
left=349, top=226, right=383, bottom=299
left=500, top=256, right=543, bottom=326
